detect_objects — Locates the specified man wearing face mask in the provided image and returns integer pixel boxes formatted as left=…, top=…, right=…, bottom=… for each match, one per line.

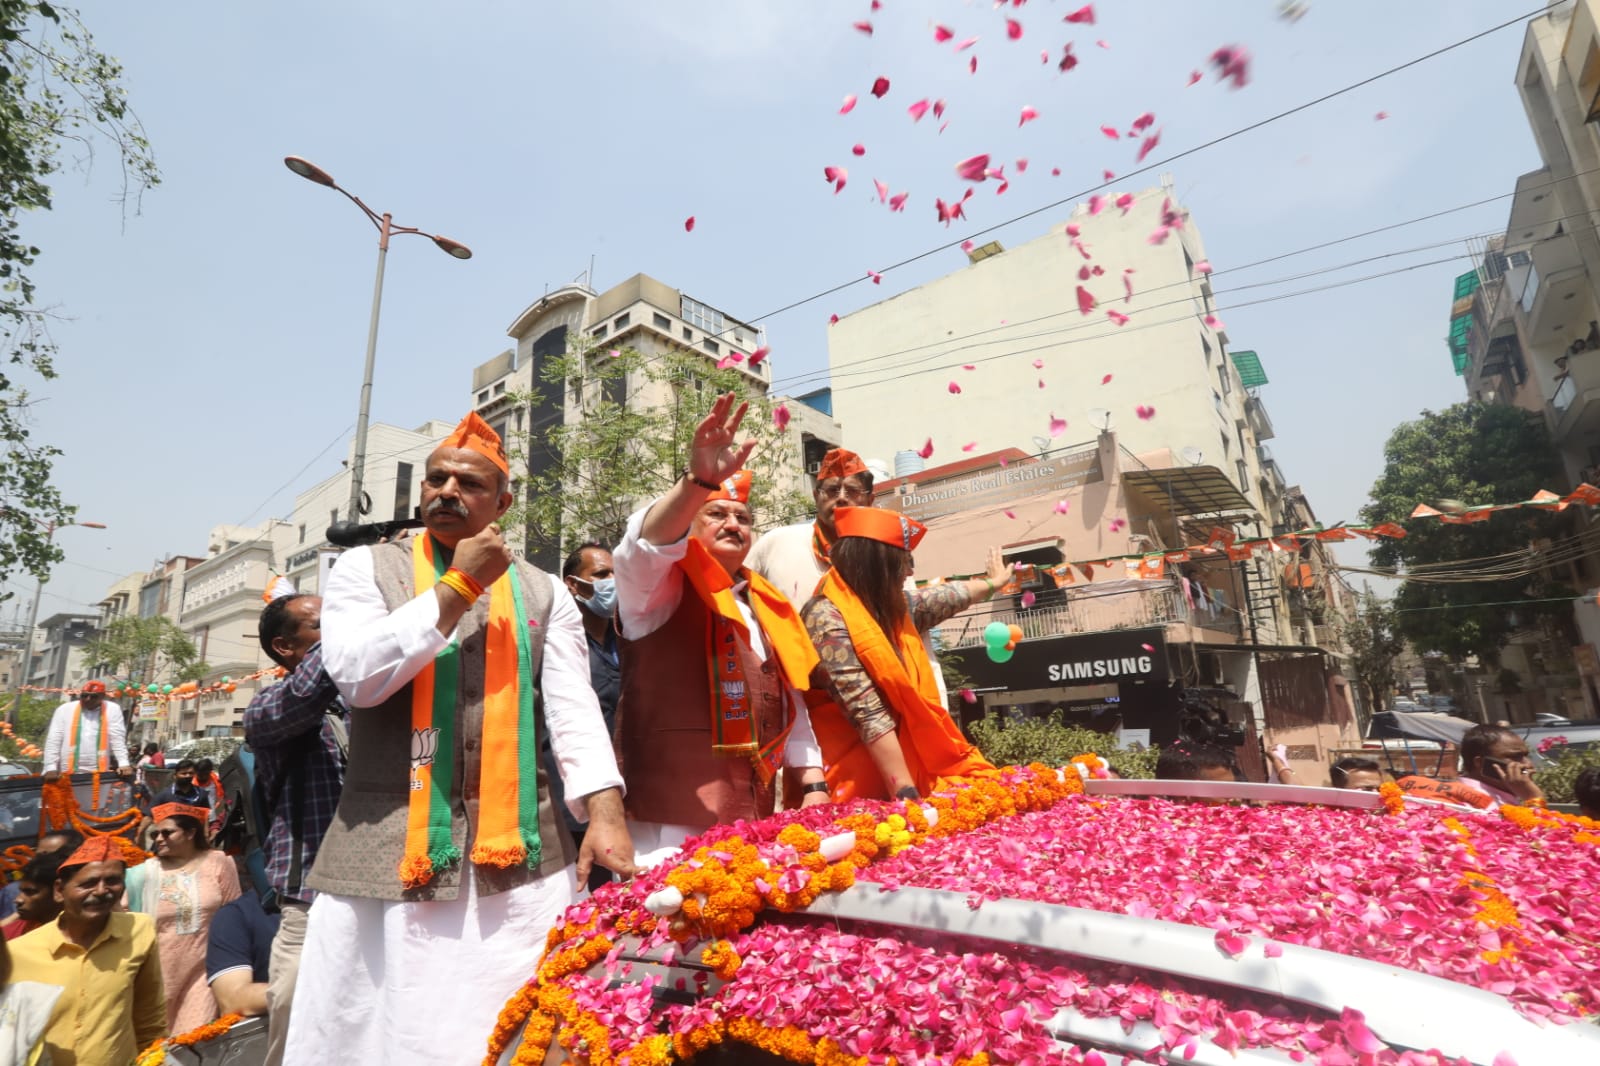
left=544, top=542, right=621, bottom=885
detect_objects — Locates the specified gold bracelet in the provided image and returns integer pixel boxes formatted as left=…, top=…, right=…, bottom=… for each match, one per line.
left=438, top=568, right=480, bottom=604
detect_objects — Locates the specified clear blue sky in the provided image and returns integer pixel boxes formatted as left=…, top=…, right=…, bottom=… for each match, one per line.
left=7, top=0, right=1545, bottom=618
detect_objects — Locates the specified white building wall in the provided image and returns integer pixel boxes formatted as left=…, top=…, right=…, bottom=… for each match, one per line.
left=826, top=181, right=1262, bottom=514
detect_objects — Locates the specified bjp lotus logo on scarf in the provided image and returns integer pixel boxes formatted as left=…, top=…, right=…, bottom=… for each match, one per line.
left=409, top=727, right=440, bottom=790
left=720, top=680, right=746, bottom=702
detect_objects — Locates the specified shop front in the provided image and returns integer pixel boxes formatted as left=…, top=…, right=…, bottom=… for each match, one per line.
left=949, top=626, right=1184, bottom=747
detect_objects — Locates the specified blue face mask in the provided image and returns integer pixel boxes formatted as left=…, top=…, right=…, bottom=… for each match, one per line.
left=582, top=577, right=618, bottom=618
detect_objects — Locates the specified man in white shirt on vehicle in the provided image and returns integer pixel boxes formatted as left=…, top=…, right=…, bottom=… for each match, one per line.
left=41, top=680, right=130, bottom=780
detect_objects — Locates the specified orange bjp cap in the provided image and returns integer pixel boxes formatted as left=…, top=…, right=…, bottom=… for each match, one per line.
left=440, top=412, right=508, bottom=475
left=833, top=506, right=927, bottom=551
left=62, top=834, right=125, bottom=870
left=705, top=470, right=753, bottom=504
left=816, top=448, right=869, bottom=482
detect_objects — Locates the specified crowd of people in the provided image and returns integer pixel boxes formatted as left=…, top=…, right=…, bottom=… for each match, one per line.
left=0, top=396, right=1584, bottom=1065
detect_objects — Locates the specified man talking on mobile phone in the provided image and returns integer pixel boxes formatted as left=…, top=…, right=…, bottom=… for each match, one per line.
left=1455, top=724, right=1545, bottom=808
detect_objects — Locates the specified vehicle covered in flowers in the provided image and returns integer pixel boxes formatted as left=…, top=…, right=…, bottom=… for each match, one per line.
left=486, top=761, right=1600, bottom=1066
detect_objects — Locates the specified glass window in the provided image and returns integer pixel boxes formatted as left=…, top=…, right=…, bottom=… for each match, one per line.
left=591, top=324, right=607, bottom=339
left=703, top=338, right=720, bottom=355
left=653, top=312, right=671, bottom=329
left=613, top=313, right=630, bottom=329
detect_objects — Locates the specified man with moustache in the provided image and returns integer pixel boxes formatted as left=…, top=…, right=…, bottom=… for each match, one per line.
left=41, top=680, right=131, bottom=780
left=286, top=413, right=632, bottom=1064
left=612, top=394, right=828, bottom=866
left=9, top=835, right=167, bottom=1066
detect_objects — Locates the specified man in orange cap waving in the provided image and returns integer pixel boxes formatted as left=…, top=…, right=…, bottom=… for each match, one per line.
left=613, top=393, right=829, bottom=865
left=747, top=446, right=875, bottom=603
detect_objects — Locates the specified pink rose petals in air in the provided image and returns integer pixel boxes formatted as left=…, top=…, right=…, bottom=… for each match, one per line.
left=873, top=178, right=888, bottom=203
left=948, top=381, right=962, bottom=394
left=1210, top=44, right=1251, bottom=89
left=908, top=99, right=931, bottom=122
left=1101, top=374, right=1113, bottom=385
left=870, top=76, right=890, bottom=98
left=1019, top=105, right=1039, bottom=127
left=959, top=687, right=977, bottom=703
left=1188, top=70, right=1203, bottom=86
left=932, top=99, right=947, bottom=119
left=852, top=143, right=866, bottom=156
left=1100, top=125, right=1120, bottom=139
left=773, top=403, right=791, bottom=430
left=1054, top=499, right=1070, bottom=514
left=747, top=346, right=770, bottom=367
left=684, top=216, right=695, bottom=232
left=956, top=154, right=991, bottom=182
left=1107, top=310, right=1129, bottom=326
left=1131, top=112, right=1156, bottom=133
left=1075, top=285, right=1096, bottom=316
left=1136, top=128, right=1162, bottom=163
left=1049, top=413, right=1069, bottom=438
left=1115, top=192, right=1135, bottom=214
left=934, top=25, right=954, bottom=43
left=852, top=20, right=873, bottom=35
left=888, top=191, right=909, bottom=211
left=823, top=165, right=847, bottom=193
left=956, top=36, right=979, bottom=52
left=868, top=269, right=882, bottom=285
left=960, top=240, right=975, bottom=254
left=1006, top=19, right=1023, bottom=40
left=917, top=438, right=934, bottom=459
left=840, top=94, right=858, bottom=114
left=1136, top=405, right=1156, bottom=420
left=1021, top=590, right=1037, bottom=607
left=1195, top=259, right=1213, bottom=274
left=1108, top=518, right=1127, bottom=533
left=1063, top=4, right=1095, bottom=24
left=962, top=442, right=978, bottom=452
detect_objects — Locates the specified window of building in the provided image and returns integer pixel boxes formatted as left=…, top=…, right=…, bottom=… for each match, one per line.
left=604, top=368, right=626, bottom=407
left=1213, top=391, right=1225, bottom=419
left=331, top=508, right=339, bottom=528
left=703, top=338, right=720, bottom=355
left=477, top=390, right=489, bottom=404
left=393, top=462, right=413, bottom=521
left=1220, top=431, right=1230, bottom=460
left=681, top=296, right=727, bottom=335
left=1217, top=362, right=1231, bottom=397
left=1184, top=247, right=1194, bottom=276
left=298, top=524, right=306, bottom=544
left=1201, top=335, right=1213, bottom=364
left=494, top=382, right=506, bottom=396
left=653, top=312, right=671, bottom=330
left=1237, top=459, right=1250, bottom=492
left=592, top=324, right=607, bottom=339
left=682, top=327, right=694, bottom=342
left=613, top=313, right=630, bottom=330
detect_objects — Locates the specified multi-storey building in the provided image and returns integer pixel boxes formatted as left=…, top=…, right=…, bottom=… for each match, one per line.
left=470, top=273, right=839, bottom=569
left=25, top=612, right=99, bottom=694
left=819, top=177, right=1360, bottom=775
left=1436, top=0, right=1600, bottom=718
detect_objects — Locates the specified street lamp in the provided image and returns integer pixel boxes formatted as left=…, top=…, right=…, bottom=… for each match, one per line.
left=7, top=518, right=106, bottom=725
left=283, top=155, right=472, bottom=532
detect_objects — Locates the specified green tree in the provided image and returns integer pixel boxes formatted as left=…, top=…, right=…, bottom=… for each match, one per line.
left=503, top=342, right=811, bottom=563
left=0, top=2, right=158, bottom=592
left=1360, top=403, right=1570, bottom=662
left=1, top=689, right=52, bottom=760
left=1339, top=588, right=1404, bottom=714
left=967, top=712, right=1160, bottom=779
left=84, top=616, right=206, bottom=685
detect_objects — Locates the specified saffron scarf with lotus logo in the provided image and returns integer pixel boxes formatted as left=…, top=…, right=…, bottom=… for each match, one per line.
left=400, top=533, right=540, bottom=890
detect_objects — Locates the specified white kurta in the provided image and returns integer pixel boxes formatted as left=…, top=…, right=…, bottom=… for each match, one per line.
left=285, top=544, right=624, bottom=1066
left=614, top=507, right=823, bottom=866
left=42, top=700, right=127, bottom=774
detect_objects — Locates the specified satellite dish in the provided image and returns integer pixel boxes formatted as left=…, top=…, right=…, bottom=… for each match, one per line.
left=1032, top=435, right=1052, bottom=452
left=1088, top=408, right=1111, bottom=430
left=1180, top=446, right=1204, bottom=466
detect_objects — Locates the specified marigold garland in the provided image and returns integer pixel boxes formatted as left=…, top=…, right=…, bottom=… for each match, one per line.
left=1378, top=780, right=1405, bottom=816
left=1500, top=801, right=1600, bottom=846
left=484, top=763, right=1082, bottom=1066
left=134, top=1013, right=244, bottom=1065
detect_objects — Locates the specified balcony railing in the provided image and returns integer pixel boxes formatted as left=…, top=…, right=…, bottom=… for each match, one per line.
left=1244, top=395, right=1275, bottom=441
left=939, top=579, right=1244, bottom=650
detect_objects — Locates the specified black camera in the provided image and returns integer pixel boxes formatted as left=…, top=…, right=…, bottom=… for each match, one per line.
left=1177, top=691, right=1246, bottom=748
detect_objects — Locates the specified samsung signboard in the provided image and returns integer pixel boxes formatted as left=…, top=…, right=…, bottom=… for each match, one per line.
left=953, top=627, right=1168, bottom=690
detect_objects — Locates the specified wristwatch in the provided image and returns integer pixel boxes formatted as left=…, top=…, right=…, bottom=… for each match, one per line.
left=801, top=781, right=831, bottom=796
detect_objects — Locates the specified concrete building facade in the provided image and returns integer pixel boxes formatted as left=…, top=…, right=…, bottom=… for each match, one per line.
left=470, top=274, right=839, bottom=569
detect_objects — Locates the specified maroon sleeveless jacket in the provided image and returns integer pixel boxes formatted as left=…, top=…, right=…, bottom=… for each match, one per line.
left=614, top=588, right=785, bottom=828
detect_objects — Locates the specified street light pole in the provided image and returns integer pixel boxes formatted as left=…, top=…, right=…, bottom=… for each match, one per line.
left=7, top=519, right=106, bottom=726
left=282, top=157, right=471, bottom=529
